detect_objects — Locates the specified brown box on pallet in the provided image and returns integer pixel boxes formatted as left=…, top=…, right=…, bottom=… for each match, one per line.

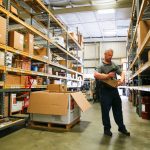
left=28, top=91, right=91, bottom=124
left=10, top=5, right=18, bottom=16
left=47, top=84, right=67, bottom=92
left=9, top=31, right=24, bottom=51
left=24, top=33, right=34, bottom=55
left=137, top=21, right=150, bottom=49
left=0, top=16, right=6, bottom=45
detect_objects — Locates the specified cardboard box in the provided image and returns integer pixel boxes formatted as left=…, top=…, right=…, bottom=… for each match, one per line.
left=9, top=31, right=24, bottom=51
left=20, top=76, right=28, bottom=86
left=24, top=33, right=34, bottom=55
left=37, top=77, right=43, bottom=85
left=145, top=20, right=150, bottom=27
left=0, top=0, right=3, bottom=5
left=58, top=60, right=73, bottom=69
left=78, top=34, right=84, bottom=47
left=0, top=16, right=6, bottom=44
left=47, top=84, right=67, bottom=92
left=5, top=74, right=21, bottom=85
left=137, top=21, right=150, bottom=49
left=77, top=66, right=83, bottom=73
left=34, top=47, right=47, bottom=57
left=0, top=51, right=5, bottom=66
left=28, top=91, right=91, bottom=124
left=102, top=79, right=118, bottom=88
left=22, top=59, right=31, bottom=70
left=70, top=32, right=78, bottom=41
left=10, top=94, right=23, bottom=113
left=10, top=5, right=18, bottom=16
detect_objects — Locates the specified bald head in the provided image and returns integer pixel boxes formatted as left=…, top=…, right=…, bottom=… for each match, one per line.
left=104, top=49, right=113, bottom=54
left=104, top=49, right=113, bottom=63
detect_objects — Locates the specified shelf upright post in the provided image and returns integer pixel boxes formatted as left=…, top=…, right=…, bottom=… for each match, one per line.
left=0, top=0, right=11, bottom=118
left=47, top=4, right=51, bottom=85
left=66, top=27, right=69, bottom=88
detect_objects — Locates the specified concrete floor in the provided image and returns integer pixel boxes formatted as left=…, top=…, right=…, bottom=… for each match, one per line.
left=0, top=96, right=150, bottom=150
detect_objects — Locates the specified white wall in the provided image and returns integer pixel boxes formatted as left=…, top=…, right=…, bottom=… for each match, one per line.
left=84, top=41, right=127, bottom=75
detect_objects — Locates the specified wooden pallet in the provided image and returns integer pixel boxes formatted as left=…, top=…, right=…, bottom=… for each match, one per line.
left=28, top=117, right=80, bottom=131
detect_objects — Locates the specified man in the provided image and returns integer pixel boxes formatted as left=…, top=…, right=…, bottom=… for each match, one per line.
left=94, top=49, right=130, bottom=136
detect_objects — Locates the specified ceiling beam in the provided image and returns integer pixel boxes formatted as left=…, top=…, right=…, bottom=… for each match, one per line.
left=53, top=0, right=132, bottom=15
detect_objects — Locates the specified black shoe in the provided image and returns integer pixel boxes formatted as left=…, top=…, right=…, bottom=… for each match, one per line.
left=104, top=130, right=112, bottom=136
left=118, top=129, right=130, bottom=136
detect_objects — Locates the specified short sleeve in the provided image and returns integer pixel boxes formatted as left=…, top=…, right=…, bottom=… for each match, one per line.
left=96, top=65, right=102, bottom=73
left=115, top=65, right=122, bottom=75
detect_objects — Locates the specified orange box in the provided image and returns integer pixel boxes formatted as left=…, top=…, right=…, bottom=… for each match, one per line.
left=9, top=31, right=24, bottom=51
left=34, top=47, right=47, bottom=57
left=58, top=60, right=73, bottom=69
left=24, top=33, right=34, bottom=55
left=0, top=0, right=3, bottom=5
left=37, top=77, right=43, bottom=85
left=77, top=66, right=83, bottom=73
left=20, top=76, right=28, bottom=86
left=0, top=16, right=6, bottom=44
left=5, top=74, right=21, bottom=85
left=21, top=60, right=31, bottom=70
left=10, top=5, right=18, bottom=16
left=70, top=32, right=78, bottom=41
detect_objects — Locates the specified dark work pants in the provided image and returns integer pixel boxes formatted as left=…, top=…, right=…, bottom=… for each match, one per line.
left=100, top=88, right=126, bottom=131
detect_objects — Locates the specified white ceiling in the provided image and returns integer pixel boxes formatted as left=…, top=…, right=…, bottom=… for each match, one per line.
left=44, top=0, right=132, bottom=42
left=57, top=8, right=131, bottom=42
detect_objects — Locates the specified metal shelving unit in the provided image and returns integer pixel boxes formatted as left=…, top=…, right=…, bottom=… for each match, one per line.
left=0, top=0, right=84, bottom=130
left=127, top=0, right=150, bottom=118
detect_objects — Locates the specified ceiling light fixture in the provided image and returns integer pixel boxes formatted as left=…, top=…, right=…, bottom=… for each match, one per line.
left=104, top=30, right=116, bottom=36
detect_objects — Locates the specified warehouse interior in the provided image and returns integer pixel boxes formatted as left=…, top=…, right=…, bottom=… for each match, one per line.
left=0, top=0, right=150, bottom=149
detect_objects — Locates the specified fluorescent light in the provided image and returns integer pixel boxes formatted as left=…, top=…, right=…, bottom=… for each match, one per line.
left=93, top=0, right=116, bottom=4
left=97, top=9, right=115, bottom=14
left=104, top=30, right=116, bottom=36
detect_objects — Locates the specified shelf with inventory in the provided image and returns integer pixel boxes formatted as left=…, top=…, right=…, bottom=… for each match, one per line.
left=127, top=0, right=150, bottom=119
left=4, top=44, right=83, bottom=76
left=127, top=0, right=148, bottom=55
left=0, top=0, right=84, bottom=130
left=19, top=0, right=83, bottom=50
left=0, top=6, right=82, bottom=64
left=128, top=85, right=150, bottom=92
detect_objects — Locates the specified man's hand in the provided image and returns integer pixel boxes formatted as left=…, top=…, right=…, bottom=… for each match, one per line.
left=94, top=72, right=109, bottom=80
left=108, top=72, right=115, bottom=78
